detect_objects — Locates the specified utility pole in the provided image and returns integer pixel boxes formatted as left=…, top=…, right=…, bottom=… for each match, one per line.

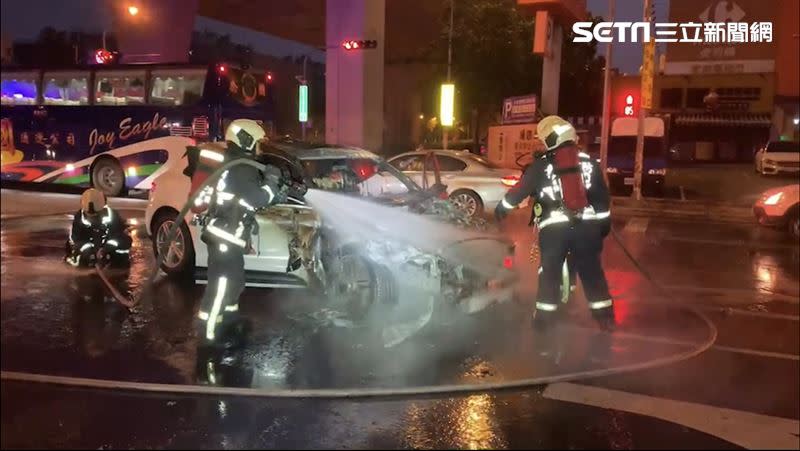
left=633, top=0, right=655, bottom=201
left=443, top=0, right=454, bottom=150
left=599, top=0, right=615, bottom=178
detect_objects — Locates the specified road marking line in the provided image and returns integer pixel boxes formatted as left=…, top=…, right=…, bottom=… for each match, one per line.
left=606, top=329, right=800, bottom=361
left=543, top=382, right=800, bottom=450
left=658, top=285, right=800, bottom=304
left=695, top=305, right=799, bottom=322
left=659, top=235, right=799, bottom=250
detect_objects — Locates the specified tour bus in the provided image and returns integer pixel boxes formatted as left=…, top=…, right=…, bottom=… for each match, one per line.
left=0, top=63, right=275, bottom=195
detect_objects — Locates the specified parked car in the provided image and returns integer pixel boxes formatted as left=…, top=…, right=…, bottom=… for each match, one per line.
left=145, top=142, right=516, bottom=322
left=753, top=184, right=800, bottom=239
left=754, top=141, right=800, bottom=176
left=388, top=149, right=522, bottom=218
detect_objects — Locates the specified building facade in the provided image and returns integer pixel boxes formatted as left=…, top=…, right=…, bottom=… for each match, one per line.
left=610, top=0, right=795, bottom=162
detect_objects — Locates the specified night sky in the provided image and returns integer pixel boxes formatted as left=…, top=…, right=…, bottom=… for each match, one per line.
left=1, top=0, right=668, bottom=72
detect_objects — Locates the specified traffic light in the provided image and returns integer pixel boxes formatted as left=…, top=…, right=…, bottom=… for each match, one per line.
left=624, top=94, right=635, bottom=117
left=342, top=39, right=378, bottom=50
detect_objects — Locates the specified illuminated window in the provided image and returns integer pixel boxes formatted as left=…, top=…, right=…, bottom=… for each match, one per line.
left=0, top=72, right=39, bottom=105
left=149, top=69, right=206, bottom=106
left=95, top=70, right=147, bottom=105
left=43, top=72, right=89, bottom=105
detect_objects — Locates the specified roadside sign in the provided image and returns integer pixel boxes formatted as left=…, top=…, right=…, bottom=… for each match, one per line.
left=440, top=84, right=455, bottom=127
left=502, top=95, right=538, bottom=124
left=298, top=85, right=308, bottom=123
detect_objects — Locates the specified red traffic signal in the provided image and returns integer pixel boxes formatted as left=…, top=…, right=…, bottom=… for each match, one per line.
left=623, top=94, right=635, bottom=117
left=342, top=39, right=378, bottom=50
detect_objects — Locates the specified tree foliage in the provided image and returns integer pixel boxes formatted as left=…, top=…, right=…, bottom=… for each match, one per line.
left=428, top=0, right=604, bottom=124
left=190, top=30, right=253, bottom=66
left=11, top=27, right=116, bottom=66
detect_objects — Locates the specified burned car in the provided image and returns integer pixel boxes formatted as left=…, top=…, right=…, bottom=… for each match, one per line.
left=145, top=143, right=516, bottom=330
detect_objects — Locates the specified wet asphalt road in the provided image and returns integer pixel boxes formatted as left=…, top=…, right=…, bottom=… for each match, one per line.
left=1, top=191, right=799, bottom=449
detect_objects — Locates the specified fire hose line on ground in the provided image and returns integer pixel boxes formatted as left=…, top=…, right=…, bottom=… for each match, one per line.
left=2, top=196, right=721, bottom=399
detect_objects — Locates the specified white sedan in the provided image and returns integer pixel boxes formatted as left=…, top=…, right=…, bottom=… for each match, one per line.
left=754, top=141, right=800, bottom=176
left=388, top=149, right=522, bottom=217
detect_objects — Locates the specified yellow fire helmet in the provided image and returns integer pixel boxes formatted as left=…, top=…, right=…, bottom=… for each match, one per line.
left=537, top=115, right=578, bottom=151
left=225, top=119, right=266, bottom=152
left=80, top=188, right=107, bottom=216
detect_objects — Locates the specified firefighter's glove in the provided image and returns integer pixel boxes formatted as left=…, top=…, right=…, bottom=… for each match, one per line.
left=494, top=203, right=509, bottom=222
left=286, top=180, right=307, bottom=202
left=262, top=165, right=286, bottom=204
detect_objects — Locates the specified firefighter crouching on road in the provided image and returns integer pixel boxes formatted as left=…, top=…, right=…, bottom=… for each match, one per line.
left=495, top=115, right=614, bottom=327
left=65, top=188, right=132, bottom=267
left=190, top=119, right=305, bottom=349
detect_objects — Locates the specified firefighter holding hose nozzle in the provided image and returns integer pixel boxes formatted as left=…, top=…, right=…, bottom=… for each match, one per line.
left=187, top=119, right=306, bottom=350
left=494, top=116, right=614, bottom=328
left=65, top=188, right=132, bottom=268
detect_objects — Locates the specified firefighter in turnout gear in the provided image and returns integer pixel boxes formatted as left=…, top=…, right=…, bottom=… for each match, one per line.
left=65, top=188, right=131, bottom=267
left=495, top=116, right=614, bottom=327
left=192, top=119, right=288, bottom=349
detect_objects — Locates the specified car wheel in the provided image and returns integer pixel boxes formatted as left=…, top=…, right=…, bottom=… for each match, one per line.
left=92, top=158, right=126, bottom=196
left=789, top=213, right=800, bottom=241
left=327, top=248, right=395, bottom=321
left=449, top=190, right=483, bottom=218
left=152, top=210, right=195, bottom=277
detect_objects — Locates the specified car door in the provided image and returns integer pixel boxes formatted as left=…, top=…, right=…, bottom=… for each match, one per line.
left=427, top=154, right=467, bottom=189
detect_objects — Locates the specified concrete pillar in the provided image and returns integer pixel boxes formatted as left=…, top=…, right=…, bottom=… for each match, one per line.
left=326, top=0, right=385, bottom=151
left=540, top=22, right=563, bottom=115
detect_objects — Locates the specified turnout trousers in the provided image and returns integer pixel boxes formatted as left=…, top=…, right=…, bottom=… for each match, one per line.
left=535, top=220, right=613, bottom=322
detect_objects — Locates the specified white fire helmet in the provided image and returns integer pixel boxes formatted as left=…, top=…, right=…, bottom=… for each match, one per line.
left=537, top=115, right=578, bottom=151
left=225, top=119, right=266, bottom=152
left=80, top=188, right=107, bottom=217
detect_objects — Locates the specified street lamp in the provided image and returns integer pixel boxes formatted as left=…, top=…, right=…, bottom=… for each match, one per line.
left=128, top=5, right=139, bottom=16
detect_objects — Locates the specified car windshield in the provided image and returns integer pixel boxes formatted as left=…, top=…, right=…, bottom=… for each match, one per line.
left=301, top=157, right=421, bottom=198
left=766, top=142, right=800, bottom=153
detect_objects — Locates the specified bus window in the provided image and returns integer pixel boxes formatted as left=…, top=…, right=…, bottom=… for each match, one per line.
left=43, top=72, right=89, bottom=106
left=1, top=72, right=38, bottom=105
left=149, top=68, right=206, bottom=106
left=95, top=70, right=146, bottom=105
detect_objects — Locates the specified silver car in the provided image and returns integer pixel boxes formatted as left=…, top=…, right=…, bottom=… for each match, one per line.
left=388, top=149, right=522, bottom=217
